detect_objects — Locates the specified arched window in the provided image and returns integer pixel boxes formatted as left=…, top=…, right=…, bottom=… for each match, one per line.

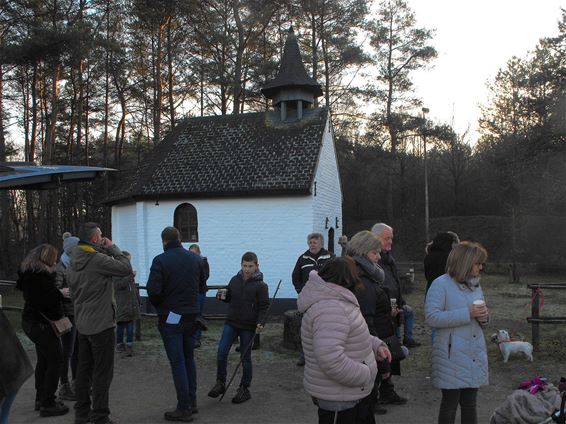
left=174, top=203, right=199, bottom=242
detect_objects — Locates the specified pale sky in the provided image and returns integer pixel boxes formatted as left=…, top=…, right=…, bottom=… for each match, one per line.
left=408, top=0, right=565, bottom=144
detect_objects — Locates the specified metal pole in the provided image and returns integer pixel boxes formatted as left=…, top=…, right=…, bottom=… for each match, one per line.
left=422, top=107, right=430, bottom=242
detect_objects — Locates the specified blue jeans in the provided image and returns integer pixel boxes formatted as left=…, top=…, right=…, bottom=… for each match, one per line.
left=193, top=293, right=206, bottom=342
left=216, top=324, right=254, bottom=388
left=158, top=317, right=197, bottom=412
left=0, top=392, right=17, bottom=424
left=396, top=305, right=415, bottom=340
left=116, top=321, right=134, bottom=346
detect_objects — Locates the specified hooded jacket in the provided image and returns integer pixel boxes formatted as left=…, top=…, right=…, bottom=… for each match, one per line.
left=67, top=243, right=132, bottom=335
left=298, top=271, right=384, bottom=402
left=221, top=270, right=269, bottom=331
left=425, top=273, right=489, bottom=389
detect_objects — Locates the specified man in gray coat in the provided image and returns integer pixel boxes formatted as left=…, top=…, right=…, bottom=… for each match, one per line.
left=67, top=222, right=131, bottom=424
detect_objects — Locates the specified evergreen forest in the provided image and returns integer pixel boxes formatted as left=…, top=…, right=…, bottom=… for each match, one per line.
left=0, top=0, right=564, bottom=277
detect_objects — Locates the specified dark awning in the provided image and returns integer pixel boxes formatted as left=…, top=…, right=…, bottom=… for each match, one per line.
left=0, top=162, right=115, bottom=189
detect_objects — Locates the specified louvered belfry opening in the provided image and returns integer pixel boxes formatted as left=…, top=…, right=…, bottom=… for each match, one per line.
left=261, top=27, right=322, bottom=122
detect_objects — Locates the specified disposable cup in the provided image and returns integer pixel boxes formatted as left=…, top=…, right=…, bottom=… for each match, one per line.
left=217, top=289, right=227, bottom=300
left=473, top=299, right=487, bottom=323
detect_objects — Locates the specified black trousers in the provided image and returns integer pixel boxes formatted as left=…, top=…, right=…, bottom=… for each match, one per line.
left=438, top=388, right=478, bottom=424
left=23, top=319, right=63, bottom=407
left=74, top=328, right=115, bottom=424
left=317, top=394, right=376, bottom=424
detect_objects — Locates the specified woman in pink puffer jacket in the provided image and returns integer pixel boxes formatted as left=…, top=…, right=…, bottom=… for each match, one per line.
left=298, top=257, right=391, bottom=424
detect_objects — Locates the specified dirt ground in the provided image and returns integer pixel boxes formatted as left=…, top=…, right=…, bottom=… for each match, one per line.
left=7, top=272, right=566, bottom=424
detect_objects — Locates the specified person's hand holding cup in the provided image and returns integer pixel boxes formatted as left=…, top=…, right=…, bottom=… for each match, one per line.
left=470, top=299, right=488, bottom=324
left=390, top=297, right=399, bottom=317
left=216, top=288, right=227, bottom=300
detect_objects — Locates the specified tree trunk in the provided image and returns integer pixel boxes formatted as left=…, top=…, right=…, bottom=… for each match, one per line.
left=310, top=13, right=318, bottom=108
left=84, top=68, right=90, bottom=165
left=232, top=0, right=244, bottom=115
left=44, top=65, right=61, bottom=165
left=200, top=49, right=204, bottom=116
left=0, top=62, right=12, bottom=277
left=166, top=22, right=175, bottom=127
left=114, top=83, right=127, bottom=169
left=154, top=16, right=170, bottom=144
left=76, top=58, right=84, bottom=164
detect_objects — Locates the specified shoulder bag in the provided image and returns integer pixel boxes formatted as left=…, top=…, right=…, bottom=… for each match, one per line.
left=40, top=312, right=73, bottom=337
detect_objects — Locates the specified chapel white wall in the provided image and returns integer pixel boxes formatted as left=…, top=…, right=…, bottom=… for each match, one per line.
left=112, top=196, right=314, bottom=299
left=312, top=116, right=343, bottom=252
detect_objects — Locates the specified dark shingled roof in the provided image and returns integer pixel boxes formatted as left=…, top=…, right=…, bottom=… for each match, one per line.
left=106, top=108, right=329, bottom=204
left=261, top=28, right=323, bottom=99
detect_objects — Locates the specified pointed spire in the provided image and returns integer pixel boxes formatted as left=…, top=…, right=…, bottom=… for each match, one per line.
left=261, top=27, right=323, bottom=99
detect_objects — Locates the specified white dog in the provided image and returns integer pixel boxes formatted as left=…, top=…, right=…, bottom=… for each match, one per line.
left=491, top=330, right=534, bottom=363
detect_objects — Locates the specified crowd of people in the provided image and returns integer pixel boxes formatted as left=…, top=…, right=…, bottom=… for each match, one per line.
left=298, top=226, right=489, bottom=424
left=0, top=221, right=491, bottom=424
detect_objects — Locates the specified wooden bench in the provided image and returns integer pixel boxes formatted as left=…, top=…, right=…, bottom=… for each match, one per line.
left=526, top=283, right=566, bottom=350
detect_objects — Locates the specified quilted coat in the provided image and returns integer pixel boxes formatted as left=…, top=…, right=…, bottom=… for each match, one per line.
left=425, top=273, right=489, bottom=389
left=297, top=271, right=384, bottom=402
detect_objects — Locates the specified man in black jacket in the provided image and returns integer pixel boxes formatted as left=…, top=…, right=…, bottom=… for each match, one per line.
left=291, top=233, right=334, bottom=366
left=372, top=223, right=420, bottom=349
left=147, top=227, right=205, bottom=423
left=291, top=233, right=333, bottom=294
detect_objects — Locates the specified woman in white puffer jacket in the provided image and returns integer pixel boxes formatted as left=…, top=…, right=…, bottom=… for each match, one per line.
left=298, top=257, right=391, bottom=424
left=425, top=241, right=489, bottom=424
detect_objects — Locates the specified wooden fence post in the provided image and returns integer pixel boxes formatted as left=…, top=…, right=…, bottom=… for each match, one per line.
left=531, top=287, right=540, bottom=351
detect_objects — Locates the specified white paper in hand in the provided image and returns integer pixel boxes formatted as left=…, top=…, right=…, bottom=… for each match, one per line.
left=166, top=311, right=181, bottom=324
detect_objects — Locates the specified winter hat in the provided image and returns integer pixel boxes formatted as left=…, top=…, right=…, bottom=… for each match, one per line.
left=63, top=234, right=80, bottom=254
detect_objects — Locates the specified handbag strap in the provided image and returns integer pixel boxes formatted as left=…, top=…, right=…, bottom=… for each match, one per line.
left=559, top=392, right=566, bottom=424
left=38, top=311, right=54, bottom=323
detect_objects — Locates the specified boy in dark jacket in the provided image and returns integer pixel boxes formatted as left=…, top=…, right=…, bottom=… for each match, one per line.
left=207, top=252, right=269, bottom=404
